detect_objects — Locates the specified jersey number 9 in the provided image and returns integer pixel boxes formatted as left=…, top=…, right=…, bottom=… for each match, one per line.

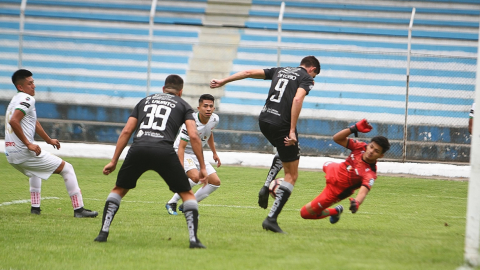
left=269, top=79, right=289, bottom=103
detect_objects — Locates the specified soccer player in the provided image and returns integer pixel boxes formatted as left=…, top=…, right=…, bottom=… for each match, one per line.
left=469, top=102, right=475, bottom=134
left=4, top=69, right=98, bottom=218
left=210, top=56, right=320, bottom=233
left=299, top=119, right=390, bottom=223
left=94, top=75, right=208, bottom=249
left=165, top=94, right=221, bottom=215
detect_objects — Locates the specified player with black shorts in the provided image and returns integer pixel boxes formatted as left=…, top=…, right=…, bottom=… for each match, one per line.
left=94, top=74, right=208, bottom=249
left=210, top=56, right=320, bottom=233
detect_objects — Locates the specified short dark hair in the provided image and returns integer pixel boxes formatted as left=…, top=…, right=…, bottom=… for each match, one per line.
left=300, top=56, right=321, bottom=75
left=199, top=94, right=215, bottom=104
left=164, top=74, right=183, bottom=92
left=371, top=136, right=390, bottom=154
left=12, top=69, right=33, bottom=86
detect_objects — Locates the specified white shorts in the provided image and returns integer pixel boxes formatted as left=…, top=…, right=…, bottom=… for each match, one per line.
left=10, top=151, right=63, bottom=180
left=183, top=153, right=216, bottom=176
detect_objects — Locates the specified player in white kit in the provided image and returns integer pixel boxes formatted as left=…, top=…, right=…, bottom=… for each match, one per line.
left=4, top=69, right=98, bottom=217
left=165, top=94, right=222, bottom=215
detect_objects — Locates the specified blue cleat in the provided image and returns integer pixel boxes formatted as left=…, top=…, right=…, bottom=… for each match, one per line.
left=329, top=205, right=343, bottom=224
left=178, top=203, right=184, bottom=213
left=165, top=203, right=178, bottom=215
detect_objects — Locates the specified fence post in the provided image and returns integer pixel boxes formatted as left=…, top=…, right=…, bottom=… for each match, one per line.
left=403, top=7, right=415, bottom=162
left=146, top=0, right=158, bottom=96
left=276, top=2, right=285, bottom=67
left=18, top=0, right=27, bottom=69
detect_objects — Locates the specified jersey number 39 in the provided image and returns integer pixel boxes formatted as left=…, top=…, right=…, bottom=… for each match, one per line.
left=140, top=104, right=171, bottom=131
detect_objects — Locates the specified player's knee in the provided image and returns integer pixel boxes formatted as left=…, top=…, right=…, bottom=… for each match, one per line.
left=207, top=174, right=221, bottom=186
left=300, top=205, right=315, bottom=219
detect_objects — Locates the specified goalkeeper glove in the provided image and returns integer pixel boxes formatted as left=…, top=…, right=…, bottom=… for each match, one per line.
left=349, top=198, right=359, bottom=213
left=349, top=119, right=373, bottom=137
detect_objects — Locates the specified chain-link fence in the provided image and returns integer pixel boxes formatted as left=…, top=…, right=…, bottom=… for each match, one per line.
left=0, top=27, right=475, bottom=163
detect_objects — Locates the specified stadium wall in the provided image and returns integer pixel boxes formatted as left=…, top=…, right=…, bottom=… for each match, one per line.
left=0, top=100, right=470, bottom=162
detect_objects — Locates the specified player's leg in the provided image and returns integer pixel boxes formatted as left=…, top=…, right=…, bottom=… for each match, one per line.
left=29, top=176, right=42, bottom=214
left=179, top=191, right=205, bottom=249
left=262, top=159, right=298, bottom=233
left=159, top=149, right=205, bottom=248
left=95, top=148, right=143, bottom=243
left=193, top=162, right=220, bottom=203
left=166, top=177, right=197, bottom=215
left=258, top=153, right=282, bottom=209
left=166, top=154, right=199, bottom=215
left=94, top=186, right=129, bottom=242
left=54, top=160, right=98, bottom=218
left=300, top=172, right=344, bottom=223
left=300, top=188, right=339, bottom=219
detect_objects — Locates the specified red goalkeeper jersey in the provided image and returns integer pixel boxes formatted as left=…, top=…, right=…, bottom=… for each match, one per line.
left=323, top=138, right=377, bottom=200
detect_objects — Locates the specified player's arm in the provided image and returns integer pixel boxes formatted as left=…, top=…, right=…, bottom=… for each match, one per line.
left=207, top=133, right=221, bottom=167
left=185, top=119, right=208, bottom=185
left=469, top=117, right=473, bottom=134
left=177, top=139, right=188, bottom=168
left=349, top=186, right=370, bottom=214
left=210, top=69, right=265, bottom=88
left=285, top=88, right=307, bottom=146
left=103, top=116, right=137, bottom=175
left=35, top=120, right=60, bottom=150
left=333, top=119, right=373, bottom=148
left=9, top=109, right=41, bottom=156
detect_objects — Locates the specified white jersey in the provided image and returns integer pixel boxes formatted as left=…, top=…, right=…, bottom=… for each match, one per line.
left=4, top=92, right=37, bottom=164
left=173, top=112, right=219, bottom=155
left=470, top=103, right=475, bottom=118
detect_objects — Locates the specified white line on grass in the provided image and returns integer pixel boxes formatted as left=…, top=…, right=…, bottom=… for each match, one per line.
left=0, top=197, right=60, bottom=207
left=0, top=198, right=465, bottom=219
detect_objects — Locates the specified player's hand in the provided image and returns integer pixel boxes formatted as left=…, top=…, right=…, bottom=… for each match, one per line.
left=213, top=153, right=221, bottom=168
left=210, top=79, right=225, bottom=88
left=103, top=162, right=117, bottom=175
left=27, top=143, right=41, bottom=156
left=349, top=198, right=359, bottom=213
left=48, top=138, right=61, bottom=150
left=198, top=168, right=208, bottom=187
left=284, top=131, right=297, bottom=146
left=349, top=119, right=373, bottom=137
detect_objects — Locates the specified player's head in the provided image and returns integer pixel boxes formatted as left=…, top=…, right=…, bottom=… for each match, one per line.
left=372, top=136, right=390, bottom=154
left=363, top=136, right=390, bottom=163
left=12, top=69, right=35, bottom=96
left=198, top=94, right=215, bottom=119
left=163, top=74, right=184, bottom=96
left=300, top=56, right=321, bottom=78
left=199, top=94, right=215, bottom=105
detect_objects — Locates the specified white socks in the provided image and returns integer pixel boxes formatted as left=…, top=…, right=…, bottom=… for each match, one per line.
left=168, top=178, right=198, bottom=204
left=59, top=162, right=84, bottom=210
left=194, top=184, right=219, bottom=202
left=29, top=176, right=41, bottom=207
left=167, top=183, right=220, bottom=204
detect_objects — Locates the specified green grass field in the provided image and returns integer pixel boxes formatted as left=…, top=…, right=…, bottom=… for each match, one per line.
left=0, top=154, right=471, bottom=270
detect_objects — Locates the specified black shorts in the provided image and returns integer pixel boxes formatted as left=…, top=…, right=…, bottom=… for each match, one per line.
left=259, top=121, right=300, bottom=162
left=116, top=146, right=191, bottom=193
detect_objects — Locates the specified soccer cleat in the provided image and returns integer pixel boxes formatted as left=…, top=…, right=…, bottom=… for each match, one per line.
left=31, top=207, right=41, bottom=215
left=178, top=203, right=184, bottom=213
left=262, top=217, right=285, bottom=233
left=258, top=186, right=269, bottom=209
left=165, top=203, right=178, bottom=215
left=94, top=231, right=109, bottom=242
left=189, top=239, right=206, bottom=249
left=74, top=207, right=99, bottom=218
left=329, top=205, right=344, bottom=224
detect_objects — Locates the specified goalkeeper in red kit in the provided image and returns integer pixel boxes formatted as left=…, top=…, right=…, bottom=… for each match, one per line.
left=300, top=119, right=390, bottom=223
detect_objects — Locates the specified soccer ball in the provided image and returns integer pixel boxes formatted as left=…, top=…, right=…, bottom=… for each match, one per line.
left=269, top=178, right=284, bottom=198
